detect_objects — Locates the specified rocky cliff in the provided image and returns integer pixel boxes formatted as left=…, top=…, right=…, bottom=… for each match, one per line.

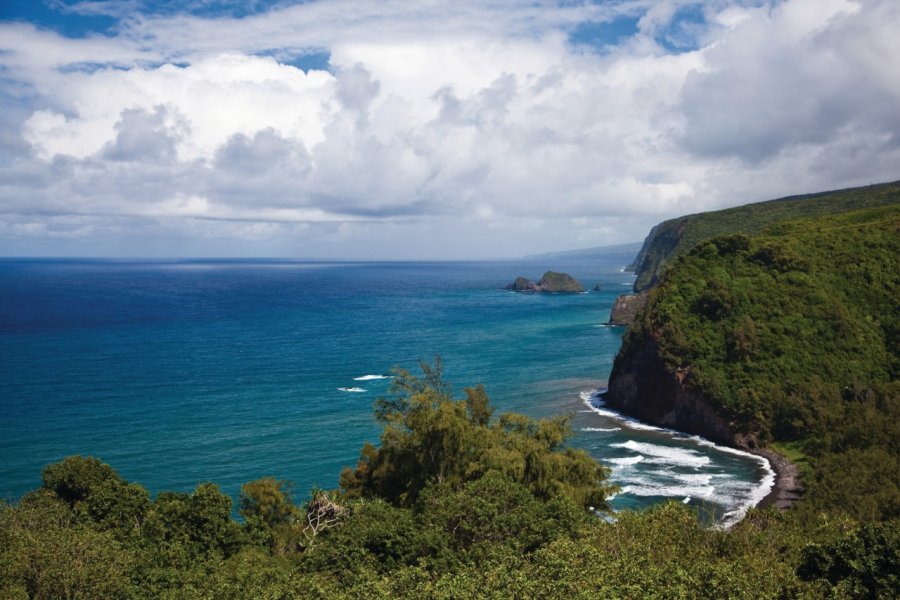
left=604, top=337, right=740, bottom=447
left=630, top=220, right=688, bottom=292
left=607, top=292, right=648, bottom=326
left=606, top=190, right=900, bottom=450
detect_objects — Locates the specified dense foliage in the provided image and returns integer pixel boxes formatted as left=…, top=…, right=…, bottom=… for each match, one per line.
left=624, top=204, right=900, bottom=521
left=339, top=360, right=614, bottom=510
left=3, top=364, right=898, bottom=598
left=630, top=180, right=900, bottom=291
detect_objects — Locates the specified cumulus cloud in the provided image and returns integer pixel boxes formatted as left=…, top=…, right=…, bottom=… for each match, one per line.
left=1, top=0, right=898, bottom=258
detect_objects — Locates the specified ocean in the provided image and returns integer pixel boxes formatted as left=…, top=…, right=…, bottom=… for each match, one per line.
left=0, top=252, right=771, bottom=525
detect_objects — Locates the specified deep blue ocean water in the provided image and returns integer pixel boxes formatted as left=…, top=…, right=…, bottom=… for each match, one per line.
left=0, top=252, right=772, bottom=524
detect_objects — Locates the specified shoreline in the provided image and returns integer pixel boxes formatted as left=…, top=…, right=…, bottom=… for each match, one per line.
left=582, top=390, right=787, bottom=525
left=751, top=448, right=803, bottom=510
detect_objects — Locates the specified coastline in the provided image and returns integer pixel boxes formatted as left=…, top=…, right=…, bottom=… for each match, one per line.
left=751, top=448, right=803, bottom=510
left=582, top=390, right=784, bottom=526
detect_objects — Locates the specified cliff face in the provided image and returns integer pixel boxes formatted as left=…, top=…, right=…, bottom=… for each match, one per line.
left=607, top=292, right=648, bottom=326
left=631, top=220, right=687, bottom=292
left=608, top=196, right=900, bottom=451
left=605, top=337, right=740, bottom=447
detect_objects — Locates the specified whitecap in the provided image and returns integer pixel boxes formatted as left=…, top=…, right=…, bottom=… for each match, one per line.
left=580, top=426, right=622, bottom=432
left=620, top=482, right=715, bottom=499
left=609, top=455, right=644, bottom=467
left=610, top=440, right=710, bottom=468
left=670, top=472, right=714, bottom=485
left=338, top=387, right=367, bottom=393
left=353, top=374, right=391, bottom=381
left=579, top=391, right=675, bottom=433
left=683, top=435, right=776, bottom=528
left=578, top=388, right=776, bottom=527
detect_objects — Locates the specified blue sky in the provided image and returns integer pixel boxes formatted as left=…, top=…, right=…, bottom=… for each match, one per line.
left=1, top=0, right=898, bottom=258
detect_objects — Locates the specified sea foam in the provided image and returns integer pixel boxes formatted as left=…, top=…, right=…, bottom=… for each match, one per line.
left=579, top=389, right=776, bottom=527
left=608, top=455, right=644, bottom=467
left=610, top=440, right=711, bottom=468
left=579, top=390, right=673, bottom=432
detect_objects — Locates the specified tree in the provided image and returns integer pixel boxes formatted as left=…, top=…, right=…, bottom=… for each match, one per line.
left=340, top=359, right=616, bottom=510
left=239, top=477, right=295, bottom=530
left=239, top=477, right=306, bottom=554
left=0, top=493, right=134, bottom=599
left=798, top=520, right=900, bottom=597
left=143, top=482, right=243, bottom=567
left=42, top=455, right=149, bottom=538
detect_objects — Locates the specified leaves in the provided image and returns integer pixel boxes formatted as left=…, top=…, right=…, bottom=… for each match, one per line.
left=341, top=360, right=616, bottom=511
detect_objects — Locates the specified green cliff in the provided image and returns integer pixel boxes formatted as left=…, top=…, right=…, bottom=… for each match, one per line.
left=608, top=198, right=900, bottom=521
left=630, top=180, right=900, bottom=292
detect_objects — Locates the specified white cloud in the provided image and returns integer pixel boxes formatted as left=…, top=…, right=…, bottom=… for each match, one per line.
left=1, top=0, right=899, bottom=258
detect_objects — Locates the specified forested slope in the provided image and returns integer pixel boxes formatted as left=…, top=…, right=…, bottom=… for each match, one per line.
left=629, top=181, right=900, bottom=291
left=608, top=203, right=900, bottom=521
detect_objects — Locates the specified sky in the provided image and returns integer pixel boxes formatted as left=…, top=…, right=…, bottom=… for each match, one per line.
left=0, top=0, right=898, bottom=259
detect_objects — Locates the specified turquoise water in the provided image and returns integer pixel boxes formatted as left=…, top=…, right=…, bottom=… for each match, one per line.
left=0, top=254, right=771, bottom=524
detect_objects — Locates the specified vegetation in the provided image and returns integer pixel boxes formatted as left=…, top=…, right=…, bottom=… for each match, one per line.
left=630, top=180, right=900, bottom=291
left=3, top=185, right=899, bottom=597
left=622, top=203, right=900, bottom=522
left=2, top=362, right=898, bottom=598
left=504, top=270, right=584, bottom=293
left=339, top=359, right=613, bottom=510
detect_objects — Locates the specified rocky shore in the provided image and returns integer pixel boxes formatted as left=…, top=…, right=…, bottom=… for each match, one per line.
left=604, top=337, right=804, bottom=513
left=753, top=449, right=803, bottom=510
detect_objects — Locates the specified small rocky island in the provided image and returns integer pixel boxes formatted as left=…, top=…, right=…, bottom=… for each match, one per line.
left=505, top=271, right=584, bottom=293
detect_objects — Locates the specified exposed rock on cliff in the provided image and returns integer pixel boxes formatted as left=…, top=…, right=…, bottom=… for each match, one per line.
left=505, top=271, right=584, bottom=293
left=604, top=338, right=738, bottom=447
left=607, top=292, right=648, bottom=326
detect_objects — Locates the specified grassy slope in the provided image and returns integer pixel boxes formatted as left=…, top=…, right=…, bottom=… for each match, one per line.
left=631, top=180, right=900, bottom=291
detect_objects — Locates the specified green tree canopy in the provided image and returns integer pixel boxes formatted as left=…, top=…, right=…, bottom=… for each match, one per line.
left=339, top=359, right=616, bottom=510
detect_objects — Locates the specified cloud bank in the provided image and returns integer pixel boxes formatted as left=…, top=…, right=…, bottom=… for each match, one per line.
left=1, top=0, right=898, bottom=258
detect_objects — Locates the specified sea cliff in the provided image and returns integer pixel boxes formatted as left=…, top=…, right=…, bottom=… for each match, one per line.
left=605, top=338, right=737, bottom=447
left=607, top=292, right=647, bottom=326
left=604, top=187, right=900, bottom=520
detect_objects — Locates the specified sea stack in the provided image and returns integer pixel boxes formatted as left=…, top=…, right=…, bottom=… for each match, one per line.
left=505, top=271, right=584, bottom=293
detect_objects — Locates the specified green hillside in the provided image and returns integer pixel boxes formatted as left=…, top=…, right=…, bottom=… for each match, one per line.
left=621, top=203, right=900, bottom=520
left=630, top=181, right=900, bottom=291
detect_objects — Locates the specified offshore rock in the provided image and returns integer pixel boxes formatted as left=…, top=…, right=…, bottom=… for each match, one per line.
left=505, top=271, right=584, bottom=293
